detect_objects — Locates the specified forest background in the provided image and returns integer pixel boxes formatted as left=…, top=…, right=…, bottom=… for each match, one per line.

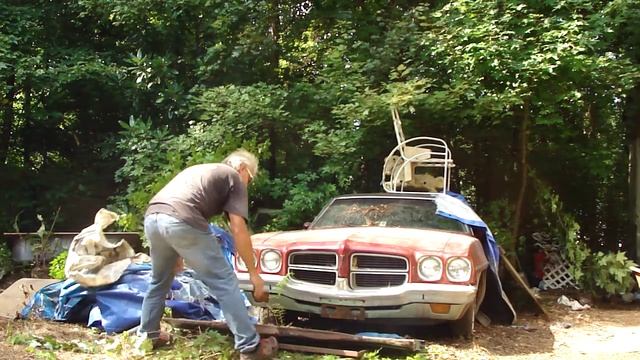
left=1, top=0, right=639, bottom=285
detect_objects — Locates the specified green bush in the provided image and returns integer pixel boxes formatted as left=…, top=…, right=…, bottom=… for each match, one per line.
left=567, top=240, right=637, bottom=296
left=262, top=172, right=339, bottom=231
left=48, top=251, right=68, bottom=280
left=588, top=251, right=637, bottom=296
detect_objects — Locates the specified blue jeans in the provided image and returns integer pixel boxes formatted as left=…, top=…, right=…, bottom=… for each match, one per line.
left=140, top=213, right=260, bottom=353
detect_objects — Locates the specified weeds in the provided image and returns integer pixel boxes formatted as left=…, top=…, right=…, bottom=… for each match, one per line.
left=158, top=329, right=235, bottom=360
left=265, top=272, right=292, bottom=326
left=6, top=330, right=99, bottom=356
left=48, top=250, right=67, bottom=280
left=4, top=322, right=435, bottom=360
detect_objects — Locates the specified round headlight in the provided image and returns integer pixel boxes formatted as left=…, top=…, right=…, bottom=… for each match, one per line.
left=260, top=249, right=282, bottom=273
left=236, top=253, right=257, bottom=272
left=418, top=256, right=443, bottom=281
left=447, top=257, right=472, bottom=282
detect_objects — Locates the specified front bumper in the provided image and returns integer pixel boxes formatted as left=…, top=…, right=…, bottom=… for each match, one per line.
left=236, top=273, right=477, bottom=322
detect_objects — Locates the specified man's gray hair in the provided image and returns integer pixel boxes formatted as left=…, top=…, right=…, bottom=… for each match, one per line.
left=223, top=149, right=259, bottom=176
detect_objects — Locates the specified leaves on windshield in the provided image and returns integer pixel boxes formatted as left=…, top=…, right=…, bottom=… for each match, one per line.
left=314, top=198, right=465, bottom=232
left=343, top=204, right=390, bottom=226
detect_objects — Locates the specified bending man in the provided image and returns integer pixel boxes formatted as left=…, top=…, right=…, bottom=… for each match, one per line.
left=139, top=149, right=277, bottom=359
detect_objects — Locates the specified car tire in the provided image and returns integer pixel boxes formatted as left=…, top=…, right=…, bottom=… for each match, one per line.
left=450, top=300, right=475, bottom=340
left=475, top=270, right=487, bottom=312
left=450, top=270, right=486, bottom=340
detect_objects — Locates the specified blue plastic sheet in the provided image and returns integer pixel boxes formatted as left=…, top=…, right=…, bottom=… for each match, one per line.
left=435, top=192, right=500, bottom=272
left=434, top=192, right=516, bottom=324
left=210, top=224, right=235, bottom=267
left=21, top=264, right=233, bottom=333
left=21, top=225, right=251, bottom=333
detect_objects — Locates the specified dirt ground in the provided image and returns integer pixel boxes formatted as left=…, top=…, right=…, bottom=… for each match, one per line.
left=444, top=294, right=640, bottom=360
left=0, top=291, right=639, bottom=359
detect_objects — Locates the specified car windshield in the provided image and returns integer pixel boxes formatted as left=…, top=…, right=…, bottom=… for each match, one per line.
left=312, top=197, right=467, bottom=232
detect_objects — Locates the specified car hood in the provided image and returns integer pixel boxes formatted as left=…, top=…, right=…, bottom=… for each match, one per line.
left=252, top=227, right=477, bottom=254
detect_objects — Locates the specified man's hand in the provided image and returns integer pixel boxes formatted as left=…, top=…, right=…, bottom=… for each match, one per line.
left=228, top=212, right=270, bottom=303
left=250, top=273, right=269, bottom=303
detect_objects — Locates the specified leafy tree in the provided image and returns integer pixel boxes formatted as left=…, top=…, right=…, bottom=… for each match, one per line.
left=1, top=0, right=639, bottom=273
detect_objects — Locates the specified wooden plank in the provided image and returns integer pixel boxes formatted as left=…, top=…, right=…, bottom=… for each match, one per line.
left=279, top=343, right=365, bottom=358
left=499, top=247, right=550, bottom=319
left=165, top=318, right=424, bottom=352
left=0, top=278, right=59, bottom=319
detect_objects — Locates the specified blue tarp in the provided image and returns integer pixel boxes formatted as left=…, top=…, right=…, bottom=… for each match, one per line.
left=21, top=264, right=237, bottom=333
left=21, top=225, right=251, bottom=333
left=435, top=192, right=500, bottom=272
left=210, top=224, right=235, bottom=266
left=435, top=192, right=516, bottom=324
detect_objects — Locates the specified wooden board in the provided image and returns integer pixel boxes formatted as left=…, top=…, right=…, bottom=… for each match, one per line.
left=279, top=343, right=366, bottom=358
left=166, top=318, right=424, bottom=352
left=499, top=248, right=550, bottom=319
left=0, top=278, right=59, bottom=319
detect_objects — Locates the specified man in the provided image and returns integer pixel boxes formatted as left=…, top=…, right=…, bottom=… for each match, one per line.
left=139, top=149, right=278, bottom=359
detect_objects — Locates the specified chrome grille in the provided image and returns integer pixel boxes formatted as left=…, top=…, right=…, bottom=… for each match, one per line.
left=290, top=269, right=336, bottom=285
left=289, top=253, right=337, bottom=267
left=288, top=252, right=337, bottom=286
left=350, top=253, right=408, bottom=288
left=352, top=254, right=408, bottom=270
left=353, top=273, right=406, bottom=287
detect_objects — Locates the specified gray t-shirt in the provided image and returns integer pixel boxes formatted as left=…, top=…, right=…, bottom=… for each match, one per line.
left=145, top=164, right=248, bottom=232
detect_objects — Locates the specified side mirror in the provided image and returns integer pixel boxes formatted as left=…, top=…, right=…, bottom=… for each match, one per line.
left=303, top=222, right=312, bottom=230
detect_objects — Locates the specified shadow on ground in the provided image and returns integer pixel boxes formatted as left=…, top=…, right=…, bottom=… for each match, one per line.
left=471, top=312, right=555, bottom=356
left=281, top=309, right=556, bottom=357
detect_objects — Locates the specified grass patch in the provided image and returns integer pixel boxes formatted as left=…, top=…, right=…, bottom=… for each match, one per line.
left=4, top=322, right=439, bottom=359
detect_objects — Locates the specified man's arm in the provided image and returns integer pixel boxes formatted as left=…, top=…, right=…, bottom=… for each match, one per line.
left=228, top=213, right=268, bottom=303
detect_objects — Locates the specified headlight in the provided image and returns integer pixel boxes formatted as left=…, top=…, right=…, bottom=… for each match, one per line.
left=260, top=249, right=282, bottom=273
left=446, top=257, right=472, bottom=282
left=418, top=256, right=443, bottom=281
left=236, top=253, right=257, bottom=272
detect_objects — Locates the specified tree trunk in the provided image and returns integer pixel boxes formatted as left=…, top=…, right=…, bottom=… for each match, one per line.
left=22, top=80, right=33, bottom=169
left=511, top=99, right=530, bottom=256
left=631, top=134, right=639, bottom=260
left=625, top=84, right=640, bottom=261
left=268, top=0, right=280, bottom=83
left=266, top=0, right=280, bottom=174
left=0, top=74, right=16, bottom=165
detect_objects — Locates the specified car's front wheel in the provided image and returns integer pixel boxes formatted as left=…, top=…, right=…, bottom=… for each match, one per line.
left=450, top=300, right=475, bottom=339
left=449, top=270, right=486, bottom=340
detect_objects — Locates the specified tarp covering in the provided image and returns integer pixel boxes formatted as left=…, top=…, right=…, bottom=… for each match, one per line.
left=22, top=223, right=251, bottom=333
left=21, top=263, right=251, bottom=333
left=435, top=192, right=517, bottom=324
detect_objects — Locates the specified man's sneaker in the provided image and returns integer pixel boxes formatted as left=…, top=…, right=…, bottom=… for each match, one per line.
left=239, top=337, right=279, bottom=360
left=133, top=330, right=173, bottom=351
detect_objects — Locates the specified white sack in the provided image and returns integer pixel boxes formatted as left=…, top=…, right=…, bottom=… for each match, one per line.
left=64, top=209, right=135, bottom=287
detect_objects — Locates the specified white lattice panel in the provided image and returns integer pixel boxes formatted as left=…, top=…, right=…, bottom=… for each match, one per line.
left=541, top=253, right=578, bottom=289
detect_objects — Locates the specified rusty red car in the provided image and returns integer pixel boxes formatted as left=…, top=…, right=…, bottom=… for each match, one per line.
left=235, top=192, right=489, bottom=338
